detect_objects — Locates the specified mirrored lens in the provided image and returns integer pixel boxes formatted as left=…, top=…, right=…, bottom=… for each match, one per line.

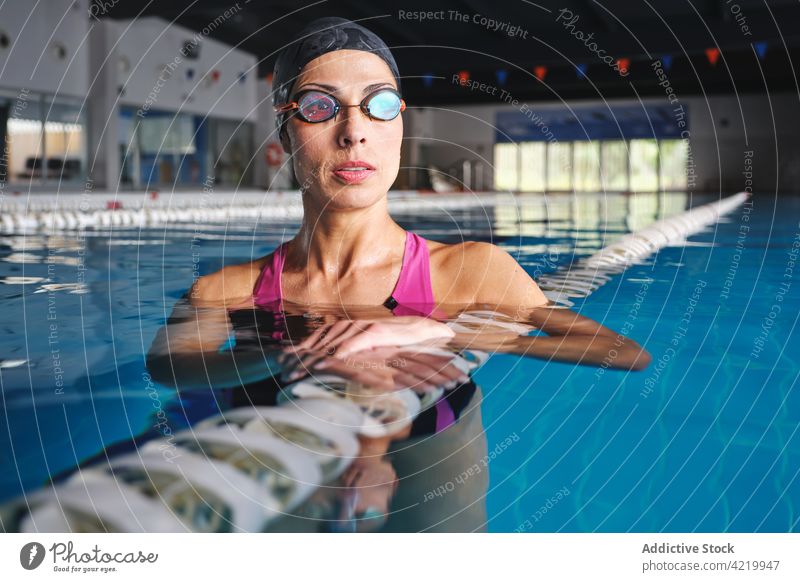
left=366, top=90, right=402, bottom=120
left=297, top=91, right=338, bottom=122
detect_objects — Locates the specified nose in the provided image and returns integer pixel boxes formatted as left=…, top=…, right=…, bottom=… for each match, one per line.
left=335, top=104, right=368, bottom=148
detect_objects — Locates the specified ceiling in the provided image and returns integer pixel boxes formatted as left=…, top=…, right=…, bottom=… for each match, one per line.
left=98, top=0, right=800, bottom=104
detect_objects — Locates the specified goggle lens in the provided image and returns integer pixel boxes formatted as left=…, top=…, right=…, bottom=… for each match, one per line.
left=297, top=91, right=338, bottom=122
left=366, top=90, right=403, bottom=120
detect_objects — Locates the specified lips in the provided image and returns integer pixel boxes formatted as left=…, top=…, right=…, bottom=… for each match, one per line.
left=332, top=160, right=376, bottom=184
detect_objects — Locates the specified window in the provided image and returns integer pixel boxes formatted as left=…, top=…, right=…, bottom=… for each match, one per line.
left=600, top=141, right=628, bottom=191
left=121, top=108, right=210, bottom=188
left=546, top=142, right=571, bottom=191
left=1, top=91, right=86, bottom=185
left=493, top=143, right=518, bottom=190
left=659, top=139, right=688, bottom=190
left=630, top=139, right=659, bottom=192
left=43, top=100, right=85, bottom=184
left=494, top=138, right=687, bottom=193
left=519, top=142, right=545, bottom=191
left=210, top=119, right=254, bottom=186
left=573, top=141, right=600, bottom=191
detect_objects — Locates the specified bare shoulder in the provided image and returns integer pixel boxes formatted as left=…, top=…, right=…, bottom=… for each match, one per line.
left=189, top=257, right=268, bottom=304
left=428, top=239, right=548, bottom=307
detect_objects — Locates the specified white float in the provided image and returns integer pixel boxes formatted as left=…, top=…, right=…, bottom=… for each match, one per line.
left=195, top=406, right=359, bottom=481
left=106, top=450, right=279, bottom=532
left=162, top=428, right=322, bottom=513
left=11, top=471, right=187, bottom=533
left=537, top=192, right=749, bottom=303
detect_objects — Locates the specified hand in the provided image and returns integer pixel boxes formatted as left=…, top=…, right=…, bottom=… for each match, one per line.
left=337, top=457, right=399, bottom=532
left=285, top=316, right=455, bottom=359
left=277, top=345, right=469, bottom=395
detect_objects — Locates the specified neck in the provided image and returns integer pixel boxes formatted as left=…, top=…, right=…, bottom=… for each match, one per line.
left=288, top=194, right=406, bottom=278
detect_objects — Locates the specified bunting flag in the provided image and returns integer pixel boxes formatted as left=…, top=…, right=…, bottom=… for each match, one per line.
left=576, top=63, right=588, bottom=78
left=422, top=73, right=434, bottom=87
left=495, top=69, right=508, bottom=86
left=237, top=72, right=247, bottom=84
left=705, top=47, right=720, bottom=66
left=534, top=65, right=548, bottom=81
left=457, top=70, right=470, bottom=84
left=661, top=55, right=673, bottom=71
left=186, top=68, right=195, bottom=80
left=211, top=70, right=221, bottom=82
left=616, top=58, right=630, bottom=74
left=754, top=41, right=768, bottom=60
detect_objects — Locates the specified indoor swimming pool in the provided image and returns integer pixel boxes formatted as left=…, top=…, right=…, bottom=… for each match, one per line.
left=0, top=191, right=797, bottom=532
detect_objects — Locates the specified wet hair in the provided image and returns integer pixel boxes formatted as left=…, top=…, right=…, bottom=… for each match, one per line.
left=272, top=17, right=401, bottom=138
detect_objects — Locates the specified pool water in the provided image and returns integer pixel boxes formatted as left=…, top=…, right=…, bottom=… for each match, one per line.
left=1, top=192, right=797, bottom=532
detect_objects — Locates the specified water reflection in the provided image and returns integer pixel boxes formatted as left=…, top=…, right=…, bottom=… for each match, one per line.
left=1, top=289, right=651, bottom=532
left=0, top=304, right=487, bottom=532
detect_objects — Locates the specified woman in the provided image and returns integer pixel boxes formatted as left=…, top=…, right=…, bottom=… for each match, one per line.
left=189, top=16, right=649, bottom=367
left=151, top=17, right=650, bottom=531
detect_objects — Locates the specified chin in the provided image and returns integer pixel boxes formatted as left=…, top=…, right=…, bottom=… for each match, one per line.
left=330, top=190, right=384, bottom=209
left=315, top=182, right=388, bottom=208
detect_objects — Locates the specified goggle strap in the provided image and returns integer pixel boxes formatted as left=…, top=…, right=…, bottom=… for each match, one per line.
left=274, top=103, right=299, bottom=113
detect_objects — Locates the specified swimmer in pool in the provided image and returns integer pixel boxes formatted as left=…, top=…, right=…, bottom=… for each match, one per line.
left=185, top=15, right=650, bottom=369
left=148, top=17, right=651, bottom=532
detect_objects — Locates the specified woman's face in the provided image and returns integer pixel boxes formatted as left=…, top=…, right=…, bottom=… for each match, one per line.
left=282, top=50, right=403, bottom=210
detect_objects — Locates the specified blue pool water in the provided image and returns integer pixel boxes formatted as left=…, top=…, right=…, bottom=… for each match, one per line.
left=1, top=192, right=797, bottom=532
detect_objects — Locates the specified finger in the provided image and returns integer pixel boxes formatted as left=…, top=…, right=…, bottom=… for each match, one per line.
left=280, top=349, right=326, bottom=381
left=277, top=348, right=310, bottom=366
left=314, top=356, right=392, bottom=390
left=287, top=354, right=332, bottom=381
left=403, top=360, right=455, bottom=387
left=399, top=351, right=454, bottom=369
left=295, top=323, right=336, bottom=351
left=404, top=354, right=469, bottom=384
left=427, top=361, right=469, bottom=384
left=321, top=323, right=370, bottom=356
left=335, top=327, right=391, bottom=357
left=306, top=320, right=354, bottom=351
left=342, top=465, right=362, bottom=488
left=392, top=370, right=438, bottom=393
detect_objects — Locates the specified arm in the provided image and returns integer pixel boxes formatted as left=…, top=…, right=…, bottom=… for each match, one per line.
left=445, top=243, right=650, bottom=370
left=146, top=271, right=283, bottom=389
left=445, top=306, right=651, bottom=371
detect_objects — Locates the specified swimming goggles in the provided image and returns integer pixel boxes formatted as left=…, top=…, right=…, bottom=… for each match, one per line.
left=274, top=88, right=406, bottom=123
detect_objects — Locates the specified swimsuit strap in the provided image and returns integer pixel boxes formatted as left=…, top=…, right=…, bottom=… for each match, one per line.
left=252, top=241, right=288, bottom=307
left=384, top=231, right=439, bottom=316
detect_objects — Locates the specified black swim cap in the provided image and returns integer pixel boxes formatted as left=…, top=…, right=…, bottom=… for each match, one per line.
left=272, top=17, right=401, bottom=137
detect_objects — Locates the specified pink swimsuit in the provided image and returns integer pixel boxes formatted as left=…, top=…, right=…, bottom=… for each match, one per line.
left=252, top=230, right=456, bottom=431
left=253, top=230, right=443, bottom=317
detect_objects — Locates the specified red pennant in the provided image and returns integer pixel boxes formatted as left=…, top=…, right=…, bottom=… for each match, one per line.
left=211, top=70, right=221, bottom=82
left=705, top=47, right=720, bottom=66
left=616, top=58, right=630, bottom=75
left=534, top=66, right=548, bottom=81
left=457, top=70, right=470, bottom=84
